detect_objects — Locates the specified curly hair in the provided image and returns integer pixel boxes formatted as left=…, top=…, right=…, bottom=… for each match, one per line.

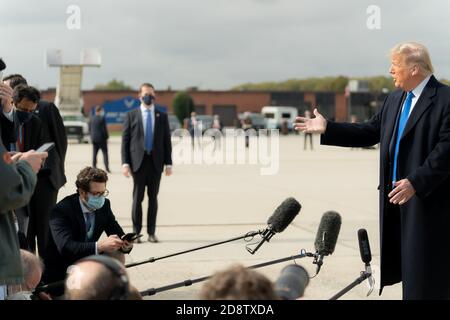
left=199, top=264, right=279, bottom=300
left=75, top=167, right=108, bottom=192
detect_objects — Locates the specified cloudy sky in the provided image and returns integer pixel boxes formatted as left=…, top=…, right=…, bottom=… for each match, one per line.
left=1, top=0, right=449, bottom=90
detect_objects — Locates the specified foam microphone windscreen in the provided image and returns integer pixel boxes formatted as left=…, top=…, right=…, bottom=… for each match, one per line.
left=267, top=197, right=301, bottom=233
left=275, top=264, right=309, bottom=300
left=0, top=58, right=6, bottom=71
left=314, top=211, right=342, bottom=255
left=358, top=229, right=372, bottom=264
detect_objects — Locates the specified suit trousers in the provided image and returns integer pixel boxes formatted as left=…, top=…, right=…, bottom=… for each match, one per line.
left=131, top=154, right=162, bottom=235
left=93, top=141, right=109, bottom=171
left=15, top=207, right=29, bottom=250
left=27, top=176, right=58, bottom=256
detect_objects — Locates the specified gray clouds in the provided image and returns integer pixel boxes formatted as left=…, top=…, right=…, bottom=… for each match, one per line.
left=1, top=0, right=449, bottom=90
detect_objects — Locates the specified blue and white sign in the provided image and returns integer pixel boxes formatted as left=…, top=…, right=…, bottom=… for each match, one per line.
left=98, top=96, right=167, bottom=124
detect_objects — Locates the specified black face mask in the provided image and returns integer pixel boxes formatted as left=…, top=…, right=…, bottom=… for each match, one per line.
left=16, top=110, right=33, bottom=124
left=142, top=94, right=155, bottom=106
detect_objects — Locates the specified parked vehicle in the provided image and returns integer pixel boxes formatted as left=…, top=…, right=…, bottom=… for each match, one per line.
left=261, top=106, right=298, bottom=131
left=168, top=114, right=182, bottom=133
left=238, top=112, right=267, bottom=130
left=62, top=114, right=89, bottom=143
left=196, top=115, right=214, bottom=132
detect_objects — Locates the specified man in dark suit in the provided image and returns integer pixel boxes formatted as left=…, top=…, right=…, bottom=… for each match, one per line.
left=121, top=83, right=172, bottom=243
left=3, top=75, right=67, bottom=256
left=90, top=105, right=110, bottom=172
left=1, top=84, right=44, bottom=248
left=28, top=98, right=67, bottom=256
left=42, top=167, right=133, bottom=297
left=295, top=42, right=450, bottom=300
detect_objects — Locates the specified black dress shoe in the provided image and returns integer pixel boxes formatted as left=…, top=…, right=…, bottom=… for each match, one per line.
left=148, top=235, right=159, bottom=243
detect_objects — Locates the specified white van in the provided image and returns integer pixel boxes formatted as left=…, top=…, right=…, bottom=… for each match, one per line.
left=261, top=106, right=298, bottom=131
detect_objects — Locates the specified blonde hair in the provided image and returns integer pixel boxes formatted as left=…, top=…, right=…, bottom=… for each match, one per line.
left=390, top=42, right=434, bottom=76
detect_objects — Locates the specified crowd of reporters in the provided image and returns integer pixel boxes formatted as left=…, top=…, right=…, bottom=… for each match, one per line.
left=0, top=60, right=307, bottom=301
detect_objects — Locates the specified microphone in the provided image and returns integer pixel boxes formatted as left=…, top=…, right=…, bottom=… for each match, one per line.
left=313, top=211, right=342, bottom=274
left=247, top=197, right=301, bottom=254
left=358, top=228, right=372, bottom=265
left=0, top=58, right=6, bottom=71
left=358, top=228, right=375, bottom=295
left=275, top=264, right=309, bottom=300
left=0, top=58, right=5, bottom=83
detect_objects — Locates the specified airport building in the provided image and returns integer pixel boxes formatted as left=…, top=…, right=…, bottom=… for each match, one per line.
left=40, top=88, right=387, bottom=131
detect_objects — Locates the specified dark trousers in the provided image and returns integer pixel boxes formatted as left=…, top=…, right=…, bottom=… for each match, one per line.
left=93, top=141, right=109, bottom=170
left=131, top=154, right=162, bottom=235
left=27, top=176, right=58, bottom=256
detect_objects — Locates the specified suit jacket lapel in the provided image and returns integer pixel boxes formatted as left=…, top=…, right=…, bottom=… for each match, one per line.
left=73, top=196, right=87, bottom=236
left=135, top=108, right=145, bottom=149
left=93, top=208, right=103, bottom=239
left=401, top=76, right=437, bottom=140
left=154, top=109, right=161, bottom=142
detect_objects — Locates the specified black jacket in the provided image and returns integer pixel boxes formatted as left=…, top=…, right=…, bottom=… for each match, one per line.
left=89, top=114, right=109, bottom=144
left=0, top=111, right=15, bottom=147
left=34, top=100, right=67, bottom=190
left=321, top=76, right=450, bottom=299
left=121, top=107, right=172, bottom=173
left=0, top=111, right=43, bottom=152
left=42, top=194, right=126, bottom=287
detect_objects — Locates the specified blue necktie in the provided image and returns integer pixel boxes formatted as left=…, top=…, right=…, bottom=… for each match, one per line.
left=84, top=212, right=95, bottom=241
left=145, top=109, right=153, bottom=153
left=392, top=91, right=415, bottom=185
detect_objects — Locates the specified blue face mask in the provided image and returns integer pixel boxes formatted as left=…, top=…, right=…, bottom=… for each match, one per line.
left=85, top=194, right=105, bottom=210
left=142, top=94, right=154, bottom=106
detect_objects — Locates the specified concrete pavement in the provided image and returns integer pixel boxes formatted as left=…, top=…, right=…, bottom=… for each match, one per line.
left=58, top=134, right=402, bottom=300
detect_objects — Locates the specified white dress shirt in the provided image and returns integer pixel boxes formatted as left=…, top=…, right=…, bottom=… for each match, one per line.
left=2, top=108, right=14, bottom=122
left=123, top=104, right=172, bottom=169
left=404, top=75, right=432, bottom=116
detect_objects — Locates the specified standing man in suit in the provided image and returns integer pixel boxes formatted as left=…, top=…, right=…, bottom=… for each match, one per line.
left=121, top=83, right=172, bottom=243
left=42, top=167, right=133, bottom=297
left=295, top=42, right=450, bottom=300
left=3, top=74, right=68, bottom=256
left=3, top=84, right=44, bottom=247
left=188, top=111, right=201, bottom=149
left=303, top=110, right=313, bottom=150
left=90, top=105, right=110, bottom=172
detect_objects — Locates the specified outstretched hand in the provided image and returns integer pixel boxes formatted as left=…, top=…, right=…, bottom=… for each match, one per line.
left=294, top=108, right=327, bottom=134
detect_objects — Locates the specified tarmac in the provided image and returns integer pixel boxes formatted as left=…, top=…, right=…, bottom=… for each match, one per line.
left=57, top=133, right=402, bottom=300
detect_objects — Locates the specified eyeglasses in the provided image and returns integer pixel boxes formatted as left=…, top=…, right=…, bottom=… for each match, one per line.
left=88, top=189, right=109, bottom=197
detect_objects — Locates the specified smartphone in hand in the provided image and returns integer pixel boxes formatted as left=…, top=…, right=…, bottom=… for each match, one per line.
left=36, top=142, right=55, bottom=153
left=121, top=233, right=143, bottom=242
